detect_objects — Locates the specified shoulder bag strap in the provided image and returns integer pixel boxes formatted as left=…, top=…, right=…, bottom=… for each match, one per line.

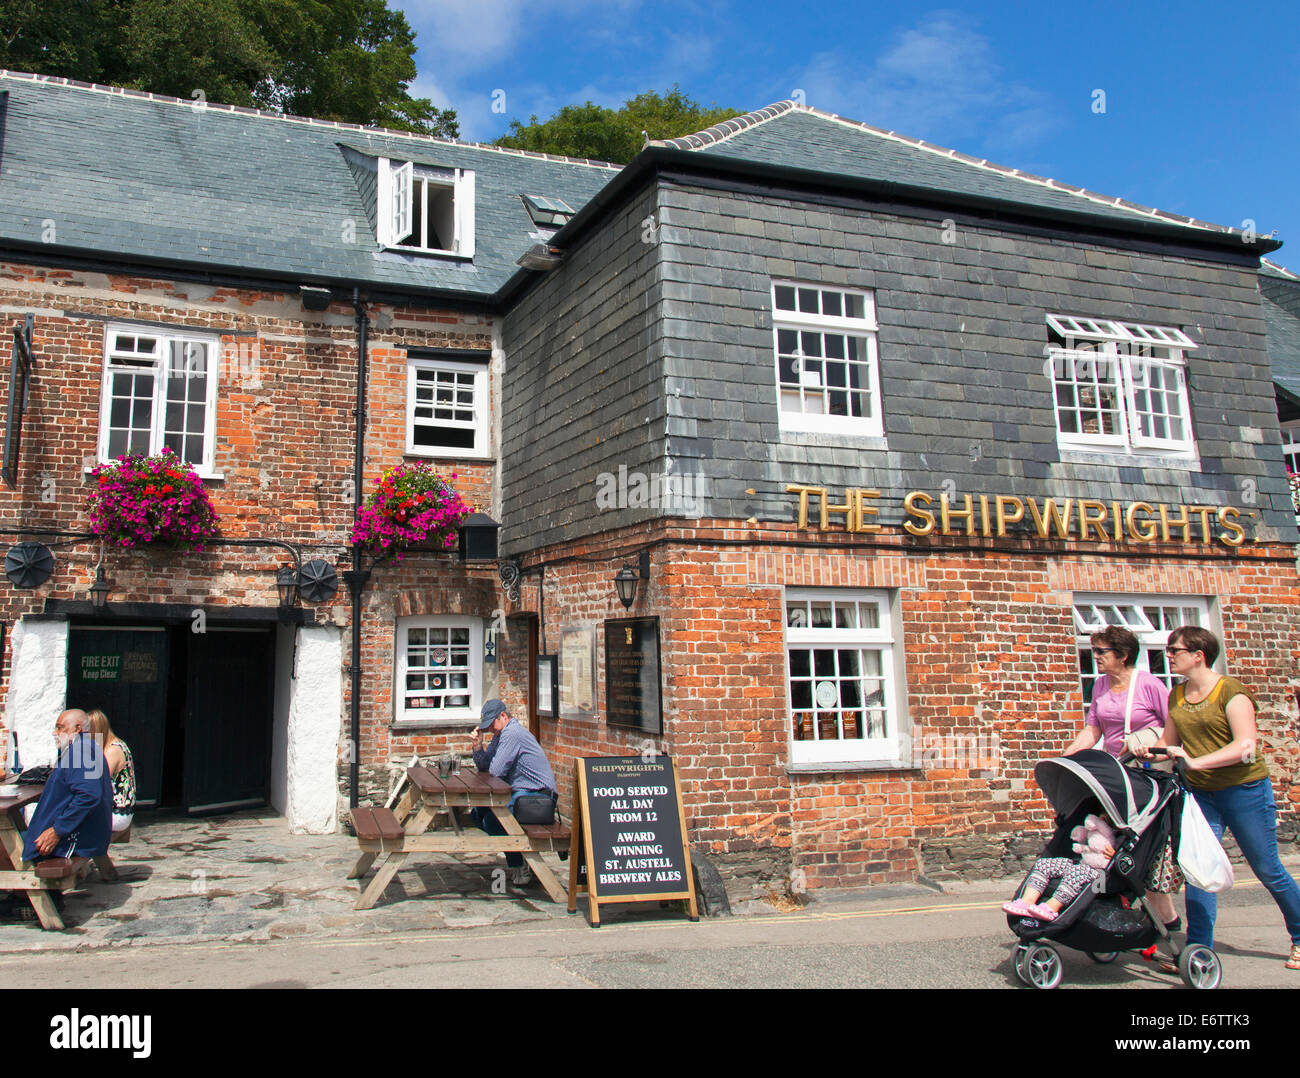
left=1123, top=669, right=1140, bottom=736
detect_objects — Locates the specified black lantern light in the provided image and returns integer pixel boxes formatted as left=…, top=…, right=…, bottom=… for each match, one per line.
left=276, top=565, right=299, bottom=608
left=613, top=550, right=650, bottom=610
left=458, top=512, right=500, bottom=562
left=89, top=565, right=111, bottom=610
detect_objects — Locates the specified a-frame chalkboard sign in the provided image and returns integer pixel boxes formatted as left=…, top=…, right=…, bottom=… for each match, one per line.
left=568, top=755, right=699, bottom=926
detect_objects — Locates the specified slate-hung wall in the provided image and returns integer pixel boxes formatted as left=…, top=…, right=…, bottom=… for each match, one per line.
left=654, top=179, right=1295, bottom=536
left=501, top=182, right=669, bottom=550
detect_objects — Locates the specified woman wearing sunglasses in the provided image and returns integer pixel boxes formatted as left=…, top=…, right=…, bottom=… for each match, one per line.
left=1136, top=625, right=1300, bottom=971
left=1064, top=623, right=1180, bottom=928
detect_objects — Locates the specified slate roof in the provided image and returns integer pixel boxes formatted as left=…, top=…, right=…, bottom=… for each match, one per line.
left=0, top=71, right=618, bottom=300
left=657, top=101, right=1271, bottom=248
left=1261, top=261, right=1300, bottom=402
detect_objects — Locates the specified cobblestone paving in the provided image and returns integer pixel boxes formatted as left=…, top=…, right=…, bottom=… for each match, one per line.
left=0, top=811, right=574, bottom=952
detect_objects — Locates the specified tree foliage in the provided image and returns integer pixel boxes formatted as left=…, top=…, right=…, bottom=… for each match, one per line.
left=0, top=0, right=457, bottom=137
left=494, top=87, right=741, bottom=163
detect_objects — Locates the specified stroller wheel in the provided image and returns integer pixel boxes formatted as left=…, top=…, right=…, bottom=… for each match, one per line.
left=1087, top=951, right=1119, bottom=964
left=1022, top=942, right=1064, bottom=990
left=1178, top=944, right=1222, bottom=990
left=1012, top=943, right=1033, bottom=984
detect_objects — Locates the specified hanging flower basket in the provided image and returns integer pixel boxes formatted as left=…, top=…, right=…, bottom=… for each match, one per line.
left=87, top=449, right=220, bottom=551
left=349, top=462, right=472, bottom=559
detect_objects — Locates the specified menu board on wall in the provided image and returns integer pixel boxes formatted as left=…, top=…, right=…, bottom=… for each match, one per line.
left=604, top=616, right=662, bottom=734
left=568, top=755, right=698, bottom=926
left=559, top=626, right=596, bottom=719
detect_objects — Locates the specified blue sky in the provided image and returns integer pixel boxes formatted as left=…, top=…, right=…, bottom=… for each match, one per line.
left=398, top=1, right=1300, bottom=267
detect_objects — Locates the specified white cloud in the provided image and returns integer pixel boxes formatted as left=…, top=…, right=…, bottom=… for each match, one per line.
left=792, top=11, right=1059, bottom=156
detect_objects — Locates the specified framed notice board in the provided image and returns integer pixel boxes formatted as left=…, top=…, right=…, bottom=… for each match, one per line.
left=604, top=616, right=662, bottom=734
left=568, top=755, right=698, bottom=926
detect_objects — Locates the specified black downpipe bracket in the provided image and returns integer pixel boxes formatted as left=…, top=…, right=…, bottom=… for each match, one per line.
left=347, top=290, right=371, bottom=807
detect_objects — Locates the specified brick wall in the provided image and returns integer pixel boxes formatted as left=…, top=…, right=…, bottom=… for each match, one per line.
left=0, top=261, right=503, bottom=791
left=512, top=521, right=1300, bottom=892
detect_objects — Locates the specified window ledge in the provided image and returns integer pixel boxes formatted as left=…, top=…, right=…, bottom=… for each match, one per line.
left=777, top=431, right=889, bottom=451
left=392, top=718, right=477, bottom=732
left=403, top=451, right=495, bottom=464
left=785, top=760, right=920, bottom=775
left=1057, top=448, right=1200, bottom=471
left=84, top=465, right=225, bottom=481
left=382, top=246, right=473, bottom=262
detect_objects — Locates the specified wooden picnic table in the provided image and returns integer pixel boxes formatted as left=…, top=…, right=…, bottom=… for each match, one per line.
left=349, top=765, right=569, bottom=909
left=0, top=779, right=119, bottom=930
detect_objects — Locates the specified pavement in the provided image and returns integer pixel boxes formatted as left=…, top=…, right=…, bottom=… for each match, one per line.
left=3, top=810, right=1298, bottom=988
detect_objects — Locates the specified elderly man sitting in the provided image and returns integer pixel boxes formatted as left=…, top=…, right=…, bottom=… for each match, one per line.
left=468, top=699, right=557, bottom=887
left=22, top=709, right=113, bottom=864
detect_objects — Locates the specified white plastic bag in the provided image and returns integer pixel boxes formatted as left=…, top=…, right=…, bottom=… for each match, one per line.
left=1177, top=793, right=1234, bottom=893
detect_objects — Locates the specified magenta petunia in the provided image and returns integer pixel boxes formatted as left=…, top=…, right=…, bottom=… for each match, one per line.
left=87, top=448, right=220, bottom=551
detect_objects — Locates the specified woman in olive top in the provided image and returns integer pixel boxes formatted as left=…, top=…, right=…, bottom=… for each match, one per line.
left=1137, top=626, right=1300, bottom=970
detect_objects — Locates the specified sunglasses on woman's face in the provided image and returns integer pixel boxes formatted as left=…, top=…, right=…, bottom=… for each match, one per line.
left=1093, top=648, right=1117, bottom=656
left=1165, top=646, right=1194, bottom=656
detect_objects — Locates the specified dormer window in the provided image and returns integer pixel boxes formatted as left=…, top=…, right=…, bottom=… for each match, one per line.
left=377, top=158, right=475, bottom=258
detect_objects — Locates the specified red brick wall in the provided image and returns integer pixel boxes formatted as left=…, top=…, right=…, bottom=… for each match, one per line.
left=512, top=521, right=1300, bottom=890
left=0, top=262, right=501, bottom=786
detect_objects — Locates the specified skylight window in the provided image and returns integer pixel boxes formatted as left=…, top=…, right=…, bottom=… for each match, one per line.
left=521, top=194, right=574, bottom=229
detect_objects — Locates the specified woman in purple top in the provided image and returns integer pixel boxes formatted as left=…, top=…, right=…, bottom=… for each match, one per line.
left=1064, top=623, right=1179, bottom=929
left=1065, top=625, right=1168, bottom=757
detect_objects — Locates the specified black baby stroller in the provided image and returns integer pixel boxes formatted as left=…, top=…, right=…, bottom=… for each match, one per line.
left=1007, top=748, right=1222, bottom=989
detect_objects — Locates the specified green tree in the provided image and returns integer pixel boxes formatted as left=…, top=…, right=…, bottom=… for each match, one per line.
left=495, top=86, right=741, bottom=164
left=0, top=0, right=457, bottom=138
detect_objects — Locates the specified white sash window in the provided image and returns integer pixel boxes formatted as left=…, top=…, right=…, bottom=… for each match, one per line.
left=1047, top=316, right=1196, bottom=457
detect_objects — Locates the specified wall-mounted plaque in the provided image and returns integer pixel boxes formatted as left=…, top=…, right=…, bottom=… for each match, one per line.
left=604, top=616, right=662, bottom=734
left=560, top=626, right=596, bottom=719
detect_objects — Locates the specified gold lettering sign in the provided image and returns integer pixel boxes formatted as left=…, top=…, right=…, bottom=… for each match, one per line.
left=788, top=485, right=1248, bottom=548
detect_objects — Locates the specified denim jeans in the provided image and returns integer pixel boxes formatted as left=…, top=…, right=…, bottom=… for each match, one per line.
left=1184, top=778, right=1300, bottom=948
left=473, top=789, right=554, bottom=869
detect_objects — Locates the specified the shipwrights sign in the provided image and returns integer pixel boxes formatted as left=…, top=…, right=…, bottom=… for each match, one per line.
left=786, top=485, right=1247, bottom=547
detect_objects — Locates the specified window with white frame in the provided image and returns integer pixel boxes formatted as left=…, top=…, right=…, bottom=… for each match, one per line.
left=784, top=590, right=901, bottom=763
left=377, top=157, right=475, bottom=257
left=1281, top=419, right=1300, bottom=475
left=99, top=325, right=218, bottom=471
left=395, top=616, right=483, bottom=725
left=1046, top=315, right=1196, bottom=456
left=772, top=282, right=882, bottom=436
left=406, top=355, right=489, bottom=457
left=1072, top=595, right=1210, bottom=715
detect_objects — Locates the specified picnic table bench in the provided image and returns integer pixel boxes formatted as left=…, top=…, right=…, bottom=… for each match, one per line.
left=0, top=780, right=121, bottom=930
left=349, top=765, right=570, bottom=909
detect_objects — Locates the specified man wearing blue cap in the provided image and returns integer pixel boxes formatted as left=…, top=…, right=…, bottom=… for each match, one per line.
left=469, top=699, right=557, bottom=886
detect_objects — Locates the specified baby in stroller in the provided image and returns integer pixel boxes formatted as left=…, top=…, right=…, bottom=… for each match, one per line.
left=1003, top=814, right=1116, bottom=922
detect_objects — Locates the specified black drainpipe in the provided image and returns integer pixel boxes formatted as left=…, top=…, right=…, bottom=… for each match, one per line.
left=344, top=288, right=371, bottom=807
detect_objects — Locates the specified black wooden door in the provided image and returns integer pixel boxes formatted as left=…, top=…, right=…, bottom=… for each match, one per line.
left=183, top=627, right=274, bottom=814
left=66, top=627, right=169, bottom=808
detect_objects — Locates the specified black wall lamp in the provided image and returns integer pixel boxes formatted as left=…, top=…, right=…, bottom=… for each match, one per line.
left=89, top=564, right=111, bottom=610
left=614, top=550, right=650, bottom=610
left=276, top=565, right=299, bottom=608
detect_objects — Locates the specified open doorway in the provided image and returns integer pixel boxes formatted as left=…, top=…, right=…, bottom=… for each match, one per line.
left=66, top=622, right=276, bottom=814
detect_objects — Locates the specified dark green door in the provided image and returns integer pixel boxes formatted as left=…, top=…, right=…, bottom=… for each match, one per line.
left=66, top=627, right=169, bottom=808
left=183, top=627, right=274, bottom=814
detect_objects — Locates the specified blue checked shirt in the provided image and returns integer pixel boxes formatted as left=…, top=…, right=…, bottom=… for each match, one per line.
left=473, top=719, right=556, bottom=795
